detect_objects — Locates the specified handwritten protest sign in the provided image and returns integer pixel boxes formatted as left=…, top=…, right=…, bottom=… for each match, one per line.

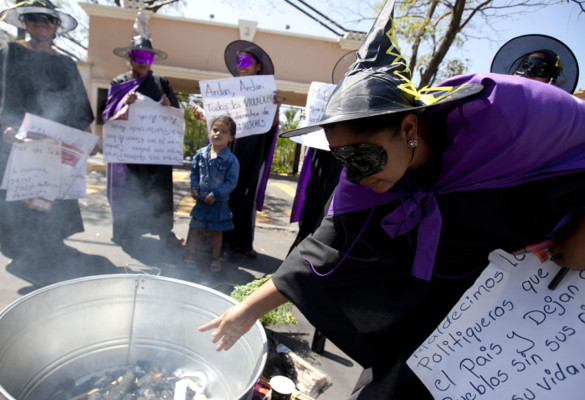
left=289, top=81, right=336, bottom=151
left=199, top=75, right=277, bottom=138
left=103, top=98, right=185, bottom=165
left=0, top=113, right=97, bottom=201
left=407, top=249, right=585, bottom=400
left=1, top=140, right=61, bottom=202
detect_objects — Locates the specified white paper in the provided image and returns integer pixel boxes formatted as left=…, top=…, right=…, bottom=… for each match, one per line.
left=199, top=75, right=278, bottom=138
left=289, top=81, right=336, bottom=151
left=2, top=140, right=61, bottom=201
left=1, top=113, right=98, bottom=200
left=103, top=99, right=185, bottom=165
left=407, top=249, right=585, bottom=400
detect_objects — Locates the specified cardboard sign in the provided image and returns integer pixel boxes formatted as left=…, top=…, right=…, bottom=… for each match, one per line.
left=199, top=75, right=277, bottom=138
left=407, top=249, right=585, bottom=400
left=103, top=98, right=185, bottom=165
left=289, top=81, right=336, bottom=151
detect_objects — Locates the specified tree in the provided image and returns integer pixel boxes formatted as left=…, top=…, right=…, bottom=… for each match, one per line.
left=378, top=0, right=584, bottom=88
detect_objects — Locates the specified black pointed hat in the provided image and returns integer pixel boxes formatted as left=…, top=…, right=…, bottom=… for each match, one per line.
left=224, top=40, right=275, bottom=76
left=281, top=0, right=483, bottom=138
left=490, top=34, right=579, bottom=94
left=0, top=0, right=78, bottom=34
left=113, top=9, right=167, bottom=61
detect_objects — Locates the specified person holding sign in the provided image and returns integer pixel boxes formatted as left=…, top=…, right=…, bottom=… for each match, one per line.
left=194, top=40, right=284, bottom=258
left=102, top=10, right=183, bottom=251
left=184, top=115, right=239, bottom=272
left=198, top=1, right=585, bottom=398
left=0, top=1, right=94, bottom=259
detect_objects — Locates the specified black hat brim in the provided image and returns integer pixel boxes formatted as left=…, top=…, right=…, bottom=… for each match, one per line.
left=490, top=34, right=579, bottom=93
left=113, top=46, right=168, bottom=61
left=280, top=83, right=483, bottom=138
left=224, top=40, right=274, bottom=76
left=1, top=5, right=78, bottom=34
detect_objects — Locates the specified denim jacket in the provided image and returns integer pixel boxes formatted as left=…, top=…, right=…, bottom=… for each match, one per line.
left=190, top=144, right=239, bottom=201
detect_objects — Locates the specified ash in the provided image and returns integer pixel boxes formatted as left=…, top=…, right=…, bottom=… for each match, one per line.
left=48, top=361, right=209, bottom=400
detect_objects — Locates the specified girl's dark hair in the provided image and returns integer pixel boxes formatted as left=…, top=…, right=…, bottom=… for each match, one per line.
left=211, top=115, right=237, bottom=137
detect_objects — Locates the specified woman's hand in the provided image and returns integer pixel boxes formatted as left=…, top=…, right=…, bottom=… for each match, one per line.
left=191, top=104, right=206, bottom=121
left=198, top=278, right=289, bottom=351
left=549, top=215, right=585, bottom=270
left=160, top=94, right=171, bottom=106
left=125, top=92, right=138, bottom=105
left=191, top=189, right=199, bottom=200
left=2, top=126, right=20, bottom=144
left=198, top=302, right=260, bottom=351
left=273, top=90, right=286, bottom=105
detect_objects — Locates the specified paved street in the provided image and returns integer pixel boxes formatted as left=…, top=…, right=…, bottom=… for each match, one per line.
left=0, top=154, right=361, bottom=399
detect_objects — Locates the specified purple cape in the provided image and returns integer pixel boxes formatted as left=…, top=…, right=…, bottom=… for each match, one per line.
left=329, top=73, right=585, bottom=280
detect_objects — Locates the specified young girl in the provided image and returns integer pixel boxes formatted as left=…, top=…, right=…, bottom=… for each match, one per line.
left=184, top=116, right=239, bottom=271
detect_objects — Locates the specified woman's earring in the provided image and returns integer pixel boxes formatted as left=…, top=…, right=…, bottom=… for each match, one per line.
left=408, top=139, right=418, bottom=148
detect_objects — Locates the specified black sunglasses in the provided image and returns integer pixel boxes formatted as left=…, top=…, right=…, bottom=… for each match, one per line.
left=514, top=56, right=556, bottom=79
left=21, top=13, right=60, bottom=26
left=330, top=142, right=388, bottom=184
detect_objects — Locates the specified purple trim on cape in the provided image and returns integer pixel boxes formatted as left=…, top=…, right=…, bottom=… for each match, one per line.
left=290, top=147, right=314, bottom=223
left=255, top=120, right=279, bottom=211
left=101, top=71, right=152, bottom=121
left=329, top=73, right=585, bottom=281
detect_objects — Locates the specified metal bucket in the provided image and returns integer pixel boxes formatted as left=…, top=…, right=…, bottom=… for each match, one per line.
left=0, top=274, right=267, bottom=399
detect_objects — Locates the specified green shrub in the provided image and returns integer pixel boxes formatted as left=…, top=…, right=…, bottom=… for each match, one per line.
left=230, top=274, right=298, bottom=326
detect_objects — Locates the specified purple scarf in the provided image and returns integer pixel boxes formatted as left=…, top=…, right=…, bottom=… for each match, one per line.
left=329, top=73, right=585, bottom=280
left=290, top=146, right=314, bottom=222
left=256, top=121, right=279, bottom=211
left=102, top=71, right=152, bottom=122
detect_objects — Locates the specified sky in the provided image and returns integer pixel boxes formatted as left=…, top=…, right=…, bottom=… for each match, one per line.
left=1, top=0, right=583, bottom=90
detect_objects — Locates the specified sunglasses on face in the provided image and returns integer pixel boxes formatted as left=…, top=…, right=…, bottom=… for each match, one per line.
left=21, top=13, right=59, bottom=25
left=514, top=56, right=555, bottom=79
left=129, top=49, right=154, bottom=65
left=237, top=54, right=255, bottom=69
left=330, top=142, right=388, bottom=184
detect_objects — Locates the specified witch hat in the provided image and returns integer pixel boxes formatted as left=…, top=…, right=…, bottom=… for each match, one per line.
left=490, top=34, right=579, bottom=94
left=113, top=9, right=167, bottom=61
left=224, top=40, right=274, bottom=76
left=0, top=0, right=78, bottom=34
left=281, top=0, right=482, bottom=138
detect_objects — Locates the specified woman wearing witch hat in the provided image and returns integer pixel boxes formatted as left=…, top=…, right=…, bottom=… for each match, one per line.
left=103, top=10, right=183, bottom=251
left=198, top=40, right=284, bottom=258
left=0, top=0, right=94, bottom=259
left=199, top=1, right=585, bottom=398
left=491, top=33, right=580, bottom=93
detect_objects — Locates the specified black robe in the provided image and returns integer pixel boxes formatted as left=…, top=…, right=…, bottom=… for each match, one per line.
left=273, top=162, right=585, bottom=399
left=106, top=72, right=179, bottom=243
left=0, top=42, right=94, bottom=257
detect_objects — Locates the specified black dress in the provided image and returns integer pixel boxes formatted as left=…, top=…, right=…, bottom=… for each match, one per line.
left=273, top=160, right=585, bottom=399
left=106, top=72, right=179, bottom=245
left=0, top=42, right=95, bottom=257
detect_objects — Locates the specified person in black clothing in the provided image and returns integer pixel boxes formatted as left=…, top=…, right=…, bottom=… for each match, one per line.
left=102, top=10, right=183, bottom=251
left=0, top=1, right=94, bottom=259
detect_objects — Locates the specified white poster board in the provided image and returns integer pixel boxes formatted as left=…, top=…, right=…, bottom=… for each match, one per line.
left=289, top=81, right=336, bottom=151
left=0, top=113, right=98, bottom=201
left=199, top=75, right=277, bottom=139
left=103, top=98, right=185, bottom=165
left=407, top=249, right=585, bottom=400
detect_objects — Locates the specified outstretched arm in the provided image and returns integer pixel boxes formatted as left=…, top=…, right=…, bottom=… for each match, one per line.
left=198, top=278, right=289, bottom=351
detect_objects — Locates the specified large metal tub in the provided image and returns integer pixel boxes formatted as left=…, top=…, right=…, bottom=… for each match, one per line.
left=0, top=274, right=267, bottom=399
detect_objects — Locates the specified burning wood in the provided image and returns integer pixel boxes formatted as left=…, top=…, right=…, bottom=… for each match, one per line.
left=47, top=362, right=210, bottom=400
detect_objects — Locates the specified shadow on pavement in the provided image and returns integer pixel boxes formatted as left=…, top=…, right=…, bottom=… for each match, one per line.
left=5, top=246, right=121, bottom=294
